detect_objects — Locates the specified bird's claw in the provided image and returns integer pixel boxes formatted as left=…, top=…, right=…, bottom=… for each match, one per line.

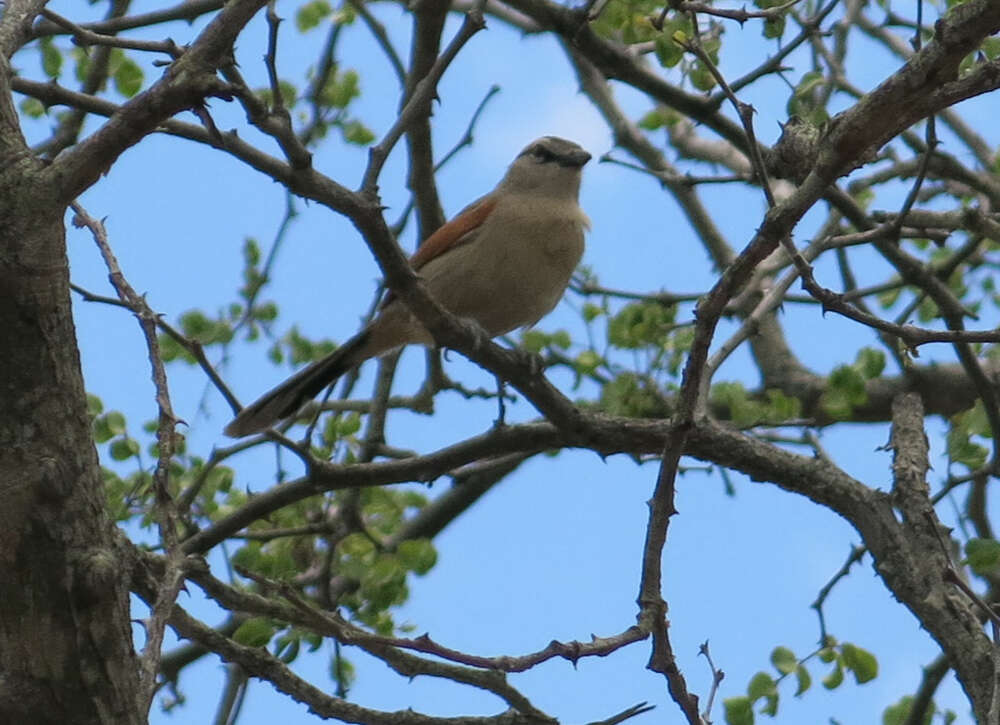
left=455, top=316, right=490, bottom=351
left=513, top=347, right=544, bottom=377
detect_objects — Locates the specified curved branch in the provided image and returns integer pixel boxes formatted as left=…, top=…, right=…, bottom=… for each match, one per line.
left=44, top=0, right=270, bottom=202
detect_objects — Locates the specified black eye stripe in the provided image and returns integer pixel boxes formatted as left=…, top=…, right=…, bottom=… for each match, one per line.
left=516, top=139, right=587, bottom=166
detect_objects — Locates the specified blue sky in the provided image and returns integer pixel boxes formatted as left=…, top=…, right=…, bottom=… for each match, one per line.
left=17, top=0, right=994, bottom=722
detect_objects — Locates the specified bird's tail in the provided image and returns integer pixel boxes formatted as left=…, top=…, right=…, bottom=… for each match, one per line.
left=223, top=329, right=372, bottom=438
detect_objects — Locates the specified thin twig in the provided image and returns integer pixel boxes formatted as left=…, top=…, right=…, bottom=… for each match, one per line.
left=70, top=202, right=187, bottom=710
left=390, top=84, right=501, bottom=237
left=811, top=545, right=866, bottom=642
left=362, top=2, right=487, bottom=192
left=349, top=0, right=406, bottom=85
left=40, top=8, right=182, bottom=56
left=698, top=641, right=725, bottom=723
left=653, top=0, right=803, bottom=30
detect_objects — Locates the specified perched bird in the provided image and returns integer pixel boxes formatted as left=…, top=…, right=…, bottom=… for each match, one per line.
left=224, top=136, right=591, bottom=437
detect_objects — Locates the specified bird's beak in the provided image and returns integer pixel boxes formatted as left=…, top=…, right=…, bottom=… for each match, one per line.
left=562, top=149, right=592, bottom=168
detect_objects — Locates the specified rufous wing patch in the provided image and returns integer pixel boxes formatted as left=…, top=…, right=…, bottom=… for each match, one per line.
left=380, top=195, right=498, bottom=310
left=409, top=194, right=497, bottom=271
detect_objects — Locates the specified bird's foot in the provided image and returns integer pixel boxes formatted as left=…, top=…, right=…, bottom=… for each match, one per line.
left=454, top=316, right=490, bottom=351
left=512, top=347, right=545, bottom=377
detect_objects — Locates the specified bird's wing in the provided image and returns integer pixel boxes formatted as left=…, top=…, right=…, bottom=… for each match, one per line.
left=380, top=194, right=498, bottom=309
left=409, top=194, right=497, bottom=271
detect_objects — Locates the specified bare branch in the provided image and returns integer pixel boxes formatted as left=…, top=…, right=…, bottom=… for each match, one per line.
left=45, top=0, right=271, bottom=202
left=69, top=202, right=186, bottom=711
left=38, top=9, right=182, bottom=56
left=32, top=0, right=226, bottom=39
left=362, top=3, right=487, bottom=193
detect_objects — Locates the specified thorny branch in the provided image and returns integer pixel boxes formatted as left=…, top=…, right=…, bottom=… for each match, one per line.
left=70, top=203, right=187, bottom=710
left=11, top=0, right=1000, bottom=721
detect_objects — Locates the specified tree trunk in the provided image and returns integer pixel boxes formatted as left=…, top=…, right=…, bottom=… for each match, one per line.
left=0, top=153, right=142, bottom=722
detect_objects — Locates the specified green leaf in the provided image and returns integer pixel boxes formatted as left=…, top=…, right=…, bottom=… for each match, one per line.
left=40, top=37, right=62, bottom=78
left=342, top=120, right=375, bottom=146
left=575, top=350, right=602, bottom=376
left=840, top=643, right=878, bottom=684
left=960, top=400, right=992, bottom=437
left=822, top=662, right=844, bottom=689
left=20, top=97, right=46, bottom=118
left=882, top=695, right=934, bottom=725
left=770, top=646, right=797, bottom=675
left=521, top=329, right=548, bottom=353
left=916, top=296, right=939, bottom=323
left=105, top=411, right=127, bottom=436
left=653, top=35, right=684, bottom=68
left=689, top=62, right=716, bottom=91
left=821, top=364, right=868, bottom=419
left=181, top=310, right=211, bottom=337
left=86, top=393, right=104, bottom=417
left=397, top=539, right=437, bottom=575
left=638, top=109, right=667, bottom=130
left=855, top=347, right=886, bottom=379
left=794, top=664, right=811, bottom=696
left=828, top=365, right=867, bottom=405
left=93, top=416, right=113, bottom=444
left=946, top=425, right=989, bottom=470
left=747, top=671, right=777, bottom=701
left=206, top=466, right=235, bottom=494
left=244, top=237, right=262, bottom=266
left=723, top=696, right=754, bottom=725
left=338, top=412, right=362, bottom=437
left=763, top=14, right=786, bottom=39
left=360, top=555, right=407, bottom=609
left=323, top=69, right=361, bottom=108
left=339, top=532, right=376, bottom=559
left=275, top=634, right=300, bottom=664
left=232, top=542, right=262, bottom=570
left=600, top=373, right=665, bottom=418
left=330, top=653, right=356, bottom=688
left=72, top=46, right=92, bottom=82
left=763, top=389, right=802, bottom=423
left=608, top=301, right=676, bottom=349
left=233, top=617, right=275, bottom=647
left=712, top=381, right=749, bottom=420
left=793, top=71, right=825, bottom=100
left=296, top=0, right=332, bottom=31
left=276, top=79, right=298, bottom=108
left=113, top=57, right=144, bottom=98
left=254, top=301, right=278, bottom=322
left=178, top=309, right=233, bottom=345
left=965, top=538, right=1000, bottom=575
left=110, top=437, right=140, bottom=461
left=877, top=284, right=902, bottom=308
left=157, top=333, right=191, bottom=364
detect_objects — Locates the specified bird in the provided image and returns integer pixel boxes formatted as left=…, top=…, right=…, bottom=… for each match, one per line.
left=224, top=136, right=591, bottom=438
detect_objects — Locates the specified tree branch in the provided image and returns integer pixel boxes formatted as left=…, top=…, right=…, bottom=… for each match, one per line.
left=45, top=0, right=270, bottom=202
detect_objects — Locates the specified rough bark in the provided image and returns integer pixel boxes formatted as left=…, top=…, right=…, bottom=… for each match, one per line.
left=0, top=157, right=142, bottom=721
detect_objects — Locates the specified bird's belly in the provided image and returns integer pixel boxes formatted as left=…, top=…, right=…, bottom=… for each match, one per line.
left=432, top=222, right=583, bottom=335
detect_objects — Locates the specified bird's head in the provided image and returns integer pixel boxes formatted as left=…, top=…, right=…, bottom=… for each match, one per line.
left=500, top=136, right=591, bottom=198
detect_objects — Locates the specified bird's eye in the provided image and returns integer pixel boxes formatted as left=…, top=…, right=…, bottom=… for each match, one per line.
left=531, top=145, right=557, bottom=163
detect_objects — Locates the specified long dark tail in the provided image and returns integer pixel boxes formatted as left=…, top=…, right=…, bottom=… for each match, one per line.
left=224, top=329, right=371, bottom=438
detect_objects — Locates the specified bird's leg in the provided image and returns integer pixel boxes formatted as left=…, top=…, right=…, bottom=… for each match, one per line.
left=455, top=316, right=490, bottom=351
left=512, top=346, right=544, bottom=377
left=494, top=374, right=508, bottom=427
